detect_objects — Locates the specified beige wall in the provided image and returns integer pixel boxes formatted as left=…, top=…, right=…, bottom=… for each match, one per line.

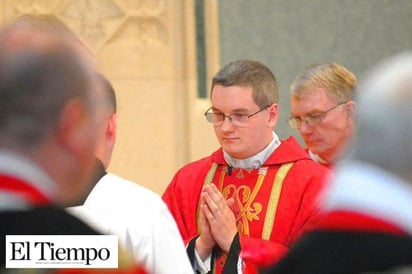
left=0, top=0, right=220, bottom=195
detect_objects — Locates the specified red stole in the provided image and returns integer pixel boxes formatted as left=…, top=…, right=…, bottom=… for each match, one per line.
left=0, top=174, right=50, bottom=205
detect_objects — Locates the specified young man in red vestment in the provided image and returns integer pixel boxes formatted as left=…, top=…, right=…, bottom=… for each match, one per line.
left=287, top=63, right=357, bottom=168
left=162, top=60, right=331, bottom=273
left=263, top=52, right=412, bottom=274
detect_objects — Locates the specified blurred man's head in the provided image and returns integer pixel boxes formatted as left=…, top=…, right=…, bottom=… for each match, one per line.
left=0, top=16, right=102, bottom=206
left=353, top=52, right=412, bottom=181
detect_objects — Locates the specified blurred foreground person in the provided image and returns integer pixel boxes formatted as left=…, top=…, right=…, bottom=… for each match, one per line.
left=68, top=74, right=193, bottom=274
left=288, top=63, right=357, bottom=168
left=262, top=52, right=412, bottom=274
left=0, top=17, right=144, bottom=273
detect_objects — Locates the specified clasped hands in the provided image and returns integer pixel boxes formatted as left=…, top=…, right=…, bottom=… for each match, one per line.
left=196, top=184, right=238, bottom=260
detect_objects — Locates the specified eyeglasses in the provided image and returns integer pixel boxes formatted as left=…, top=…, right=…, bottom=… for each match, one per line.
left=288, top=101, right=347, bottom=129
left=204, top=105, right=270, bottom=126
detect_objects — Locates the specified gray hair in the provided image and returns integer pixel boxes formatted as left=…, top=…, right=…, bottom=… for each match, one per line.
left=290, top=63, right=357, bottom=103
left=353, top=52, right=412, bottom=180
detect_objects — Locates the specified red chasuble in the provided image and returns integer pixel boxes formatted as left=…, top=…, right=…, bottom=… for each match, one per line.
left=163, top=137, right=331, bottom=273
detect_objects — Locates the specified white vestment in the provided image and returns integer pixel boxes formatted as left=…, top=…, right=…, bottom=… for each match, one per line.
left=69, top=172, right=193, bottom=274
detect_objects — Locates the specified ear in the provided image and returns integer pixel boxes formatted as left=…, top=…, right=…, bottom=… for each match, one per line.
left=55, top=98, right=91, bottom=155
left=346, top=100, right=356, bottom=122
left=267, top=103, right=279, bottom=128
left=106, top=113, right=117, bottom=145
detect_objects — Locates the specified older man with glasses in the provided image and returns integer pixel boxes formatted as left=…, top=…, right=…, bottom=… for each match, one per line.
left=288, top=63, right=357, bottom=168
left=263, top=52, right=412, bottom=274
left=163, top=60, right=331, bottom=274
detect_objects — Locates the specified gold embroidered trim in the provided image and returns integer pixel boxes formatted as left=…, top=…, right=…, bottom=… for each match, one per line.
left=218, top=167, right=226, bottom=190
left=197, top=162, right=218, bottom=230
left=261, top=162, right=294, bottom=240
left=205, top=162, right=218, bottom=186
left=236, top=167, right=267, bottom=235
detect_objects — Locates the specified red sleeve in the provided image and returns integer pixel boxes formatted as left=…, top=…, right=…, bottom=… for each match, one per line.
left=162, top=159, right=211, bottom=243
left=162, top=171, right=195, bottom=243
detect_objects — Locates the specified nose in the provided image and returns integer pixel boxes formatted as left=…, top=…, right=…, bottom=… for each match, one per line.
left=297, top=120, right=313, bottom=134
left=220, top=115, right=235, bottom=132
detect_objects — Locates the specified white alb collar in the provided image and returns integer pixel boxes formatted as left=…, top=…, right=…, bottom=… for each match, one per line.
left=223, top=132, right=281, bottom=169
left=308, top=150, right=328, bottom=164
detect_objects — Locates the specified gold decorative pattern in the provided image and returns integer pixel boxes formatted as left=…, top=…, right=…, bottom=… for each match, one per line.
left=261, top=162, right=294, bottom=240
left=220, top=167, right=267, bottom=235
left=196, top=162, right=218, bottom=230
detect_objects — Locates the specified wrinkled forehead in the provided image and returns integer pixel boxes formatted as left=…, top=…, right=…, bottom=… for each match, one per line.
left=292, top=86, right=339, bottom=104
